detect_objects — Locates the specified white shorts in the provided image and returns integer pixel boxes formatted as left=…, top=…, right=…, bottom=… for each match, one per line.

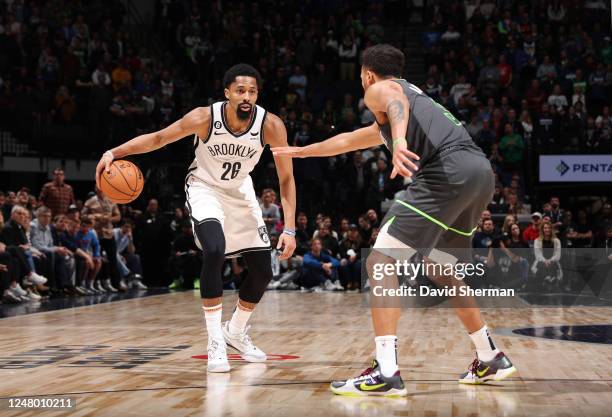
left=185, top=175, right=270, bottom=257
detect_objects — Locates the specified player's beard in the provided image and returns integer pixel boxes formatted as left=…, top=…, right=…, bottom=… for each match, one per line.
left=237, top=103, right=253, bottom=120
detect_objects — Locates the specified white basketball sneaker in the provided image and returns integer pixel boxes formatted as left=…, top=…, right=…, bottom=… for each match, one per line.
left=221, top=322, right=267, bottom=363
left=207, top=337, right=230, bottom=373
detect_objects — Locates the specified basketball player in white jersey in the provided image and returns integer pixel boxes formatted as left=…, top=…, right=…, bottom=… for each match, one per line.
left=95, top=64, right=297, bottom=373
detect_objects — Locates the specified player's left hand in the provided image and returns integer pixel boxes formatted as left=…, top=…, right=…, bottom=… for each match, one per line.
left=277, top=233, right=296, bottom=260
left=390, top=145, right=420, bottom=179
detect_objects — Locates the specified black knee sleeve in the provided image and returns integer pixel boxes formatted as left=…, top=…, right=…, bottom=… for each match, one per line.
left=239, top=250, right=273, bottom=304
left=194, top=221, right=226, bottom=299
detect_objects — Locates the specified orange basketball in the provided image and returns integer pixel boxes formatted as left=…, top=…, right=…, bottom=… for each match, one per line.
left=99, top=160, right=144, bottom=204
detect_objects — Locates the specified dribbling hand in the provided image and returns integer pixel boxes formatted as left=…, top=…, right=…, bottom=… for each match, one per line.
left=95, top=151, right=114, bottom=190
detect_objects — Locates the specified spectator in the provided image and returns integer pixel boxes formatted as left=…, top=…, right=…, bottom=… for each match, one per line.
left=544, top=197, right=564, bottom=229
left=477, top=56, right=500, bottom=98
left=472, top=218, right=498, bottom=282
left=338, top=223, right=367, bottom=290
left=500, top=223, right=530, bottom=287
left=1, top=205, right=48, bottom=289
left=531, top=222, right=562, bottom=291
left=295, top=212, right=312, bottom=256
left=82, top=188, right=122, bottom=291
left=136, top=198, right=173, bottom=287
left=92, top=63, right=111, bottom=87
left=266, top=234, right=302, bottom=291
left=534, top=103, right=558, bottom=148
left=344, top=151, right=370, bottom=217
left=288, top=65, right=307, bottom=101
left=523, top=212, right=542, bottom=246
left=169, top=221, right=201, bottom=290
left=111, top=60, right=132, bottom=92
left=260, top=189, right=281, bottom=235
left=358, top=214, right=373, bottom=243
left=73, top=217, right=103, bottom=293
left=1, top=212, right=32, bottom=303
left=499, top=123, right=524, bottom=175
left=170, top=207, right=186, bottom=236
left=547, top=84, right=568, bottom=112
left=301, top=238, right=341, bottom=291
left=366, top=158, right=399, bottom=214
left=519, top=110, right=534, bottom=141
left=313, top=224, right=340, bottom=258
left=566, top=210, right=594, bottom=248
left=338, top=34, right=358, bottom=81
left=366, top=209, right=380, bottom=229
left=39, top=168, right=75, bottom=216
left=1, top=191, right=14, bottom=221
left=113, top=220, right=146, bottom=290
left=29, top=206, right=75, bottom=294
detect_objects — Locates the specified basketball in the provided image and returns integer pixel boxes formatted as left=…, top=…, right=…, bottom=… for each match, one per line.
left=99, top=160, right=144, bottom=204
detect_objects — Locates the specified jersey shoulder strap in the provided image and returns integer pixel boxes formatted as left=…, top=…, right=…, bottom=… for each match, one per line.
left=199, top=103, right=216, bottom=144
left=252, top=105, right=268, bottom=146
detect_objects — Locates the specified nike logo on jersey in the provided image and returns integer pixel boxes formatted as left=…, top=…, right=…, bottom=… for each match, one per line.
left=250, top=131, right=259, bottom=136
left=207, top=144, right=258, bottom=159
left=213, top=131, right=225, bottom=135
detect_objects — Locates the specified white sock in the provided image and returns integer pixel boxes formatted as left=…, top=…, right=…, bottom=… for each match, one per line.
left=469, top=325, right=500, bottom=362
left=229, top=302, right=253, bottom=335
left=203, top=304, right=223, bottom=340
left=375, top=335, right=399, bottom=377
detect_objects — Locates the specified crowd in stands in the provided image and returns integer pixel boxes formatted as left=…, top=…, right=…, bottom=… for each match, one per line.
left=0, top=1, right=611, bottom=304
left=1, top=172, right=611, bottom=303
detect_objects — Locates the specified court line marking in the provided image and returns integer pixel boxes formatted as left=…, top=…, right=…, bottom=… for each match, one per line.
left=2, top=378, right=612, bottom=399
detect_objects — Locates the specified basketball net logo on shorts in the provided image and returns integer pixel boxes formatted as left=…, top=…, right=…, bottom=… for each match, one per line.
left=258, top=226, right=270, bottom=244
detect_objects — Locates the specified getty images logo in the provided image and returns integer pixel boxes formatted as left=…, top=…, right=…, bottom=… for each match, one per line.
left=556, top=160, right=570, bottom=176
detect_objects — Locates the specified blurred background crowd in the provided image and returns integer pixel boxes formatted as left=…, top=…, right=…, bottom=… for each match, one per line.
left=0, top=0, right=610, bottom=303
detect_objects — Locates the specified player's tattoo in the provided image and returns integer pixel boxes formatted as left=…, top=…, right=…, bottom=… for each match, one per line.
left=387, top=100, right=405, bottom=123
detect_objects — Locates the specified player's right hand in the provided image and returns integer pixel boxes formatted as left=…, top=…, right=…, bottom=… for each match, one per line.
left=390, top=145, right=420, bottom=179
left=270, top=146, right=307, bottom=158
left=95, top=151, right=114, bottom=190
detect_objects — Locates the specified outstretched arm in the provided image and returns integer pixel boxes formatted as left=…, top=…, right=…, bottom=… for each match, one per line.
left=272, top=122, right=384, bottom=157
left=95, top=107, right=210, bottom=189
left=264, top=113, right=297, bottom=260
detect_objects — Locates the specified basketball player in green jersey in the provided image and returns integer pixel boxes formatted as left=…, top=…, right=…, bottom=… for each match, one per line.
left=273, top=44, right=516, bottom=396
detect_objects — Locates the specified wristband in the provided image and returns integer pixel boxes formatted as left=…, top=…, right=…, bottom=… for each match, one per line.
left=392, top=138, right=406, bottom=149
left=282, top=228, right=296, bottom=237
left=104, top=150, right=114, bottom=160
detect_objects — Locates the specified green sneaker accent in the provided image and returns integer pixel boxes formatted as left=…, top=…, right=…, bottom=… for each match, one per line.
left=194, top=279, right=200, bottom=290
left=394, top=200, right=477, bottom=237
left=169, top=279, right=182, bottom=290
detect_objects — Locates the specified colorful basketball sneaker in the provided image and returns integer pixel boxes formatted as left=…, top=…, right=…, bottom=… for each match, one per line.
left=458, top=352, right=517, bottom=384
left=330, top=359, right=407, bottom=397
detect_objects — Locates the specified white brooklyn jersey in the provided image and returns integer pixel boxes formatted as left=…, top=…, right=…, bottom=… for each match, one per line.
left=187, top=101, right=267, bottom=189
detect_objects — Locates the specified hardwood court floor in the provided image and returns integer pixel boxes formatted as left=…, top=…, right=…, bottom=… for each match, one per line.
left=1, top=291, right=611, bottom=417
